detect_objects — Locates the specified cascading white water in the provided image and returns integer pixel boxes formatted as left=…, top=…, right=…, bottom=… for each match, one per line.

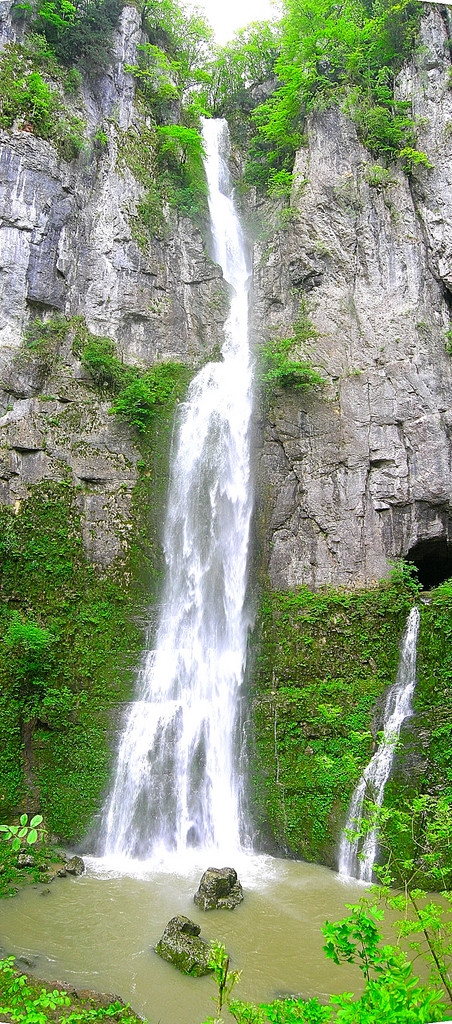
left=101, top=119, right=253, bottom=861
left=338, top=606, right=420, bottom=882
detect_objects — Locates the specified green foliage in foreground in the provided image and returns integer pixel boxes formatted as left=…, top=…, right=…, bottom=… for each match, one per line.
left=0, top=956, right=142, bottom=1024
left=0, top=812, right=44, bottom=851
left=348, top=796, right=452, bottom=1002
left=201, top=903, right=446, bottom=1024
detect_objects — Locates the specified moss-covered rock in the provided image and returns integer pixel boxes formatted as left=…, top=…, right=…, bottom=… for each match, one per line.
left=248, top=565, right=427, bottom=866
left=154, top=916, right=213, bottom=976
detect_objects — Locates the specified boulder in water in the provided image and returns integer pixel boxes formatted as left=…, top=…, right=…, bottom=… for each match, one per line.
left=65, top=856, right=85, bottom=876
left=194, top=867, right=244, bottom=911
left=154, top=915, right=213, bottom=976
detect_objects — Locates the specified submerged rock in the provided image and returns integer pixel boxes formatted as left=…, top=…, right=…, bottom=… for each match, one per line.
left=154, top=915, right=213, bottom=976
left=194, top=867, right=244, bottom=911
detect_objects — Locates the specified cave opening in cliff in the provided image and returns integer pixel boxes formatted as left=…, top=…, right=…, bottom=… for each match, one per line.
left=406, top=537, right=452, bottom=590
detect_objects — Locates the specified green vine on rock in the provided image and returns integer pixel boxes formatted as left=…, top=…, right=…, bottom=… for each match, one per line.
left=258, top=299, right=325, bottom=393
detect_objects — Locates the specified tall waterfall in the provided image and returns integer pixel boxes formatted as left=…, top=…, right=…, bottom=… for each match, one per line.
left=102, top=119, right=253, bottom=860
left=338, top=606, right=420, bottom=881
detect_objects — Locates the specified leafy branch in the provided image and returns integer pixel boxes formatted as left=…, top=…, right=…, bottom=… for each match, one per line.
left=0, top=813, right=45, bottom=851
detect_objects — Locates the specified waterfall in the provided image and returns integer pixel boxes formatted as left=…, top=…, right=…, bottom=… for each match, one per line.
left=338, top=606, right=420, bottom=881
left=101, top=119, right=253, bottom=861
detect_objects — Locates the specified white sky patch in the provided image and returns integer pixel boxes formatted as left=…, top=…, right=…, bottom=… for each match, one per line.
left=192, top=0, right=281, bottom=44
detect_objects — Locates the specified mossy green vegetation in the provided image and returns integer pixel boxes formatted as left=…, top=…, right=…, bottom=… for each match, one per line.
left=409, top=579, right=452, bottom=801
left=0, top=320, right=191, bottom=843
left=0, top=41, right=86, bottom=160
left=258, top=299, right=325, bottom=393
left=0, top=955, right=145, bottom=1024
left=0, top=481, right=142, bottom=838
left=249, top=565, right=426, bottom=863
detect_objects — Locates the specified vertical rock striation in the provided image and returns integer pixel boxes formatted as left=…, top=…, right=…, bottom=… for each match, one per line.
left=252, top=7, right=452, bottom=590
left=0, top=4, right=227, bottom=565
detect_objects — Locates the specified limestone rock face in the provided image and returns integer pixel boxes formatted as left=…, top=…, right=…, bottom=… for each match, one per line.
left=252, top=7, right=452, bottom=590
left=154, top=916, right=213, bottom=976
left=0, top=4, right=227, bottom=566
left=194, top=866, right=244, bottom=910
left=1, top=2, right=451, bottom=588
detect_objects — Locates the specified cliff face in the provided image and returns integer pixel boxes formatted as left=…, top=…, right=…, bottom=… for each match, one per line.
left=1, top=0, right=452, bottom=854
left=1, top=4, right=451, bottom=586
left=0, top=2, right=226, bottom=565
left=252, top=7, right=452, bottom=590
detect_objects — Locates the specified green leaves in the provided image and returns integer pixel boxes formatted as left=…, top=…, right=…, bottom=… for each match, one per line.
left=32, top=0, right=124, bottom=75
left=207, top=941, right=241, bottom=1015
left=258, top=300, right=325, bottom=394
left=110, top=361, right=187, bottom=433
left=218, top=901, right=447, bottom=1023
left=0, top=43, right=86, bottom=159
left=0, top=813, right=45, bottom=851
left=0, top=956, right=143, bottom=1024
left=247, top=0, right=427, bottom=189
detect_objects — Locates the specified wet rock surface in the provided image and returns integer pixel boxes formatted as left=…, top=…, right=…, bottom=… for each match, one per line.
left=154, top=915, right=213, bottom=976
left=194, top=866, right=244, bottom=911
left=65, top=856, right=85, bottom=876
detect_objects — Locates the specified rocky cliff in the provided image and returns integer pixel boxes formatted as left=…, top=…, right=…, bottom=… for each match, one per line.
left=0, top=1, right=226, bottom=566
left=1, top=0, right=452, bottom=857
left=252, top=5, right=452, bottom=590
left=1, top=3, right=451, bottom=587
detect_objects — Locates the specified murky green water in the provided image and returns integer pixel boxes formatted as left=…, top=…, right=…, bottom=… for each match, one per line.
left=0, top=855, right=368, bottom=1024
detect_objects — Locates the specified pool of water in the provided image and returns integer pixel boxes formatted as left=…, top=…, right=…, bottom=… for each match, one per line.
left=0, top=854, right=368, bottom=1024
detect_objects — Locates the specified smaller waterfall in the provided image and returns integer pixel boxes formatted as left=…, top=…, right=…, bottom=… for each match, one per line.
left=338, top=606, right=420, bottom=881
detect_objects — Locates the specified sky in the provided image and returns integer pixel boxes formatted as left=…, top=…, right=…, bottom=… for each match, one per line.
left=192, top=0, right=281, bottom=44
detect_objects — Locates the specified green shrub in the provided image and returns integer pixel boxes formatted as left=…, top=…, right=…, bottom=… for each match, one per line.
left=15, top=0, right=124, bottom=76
left=111, top=362, right=186, bottom=432
left=64, top=66, right=82, bottom=95
left=79, top=335, right=131, bottom=392
left=364, top=164, right=398, bottom=190
left=398, top=146, right=433, bottom=174
left=0, top=43, right=86, bottom=159
left=259, top=300, right=325, bottom=393
left=0, top=956, right=144, bottom=1023
left=156, top=123, right=208, bottom=218
left=245, top=0, right=425, bottom=192
left=74, top=326, right=188, bottom=433
left=13, top=314, right=69, bottom=385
